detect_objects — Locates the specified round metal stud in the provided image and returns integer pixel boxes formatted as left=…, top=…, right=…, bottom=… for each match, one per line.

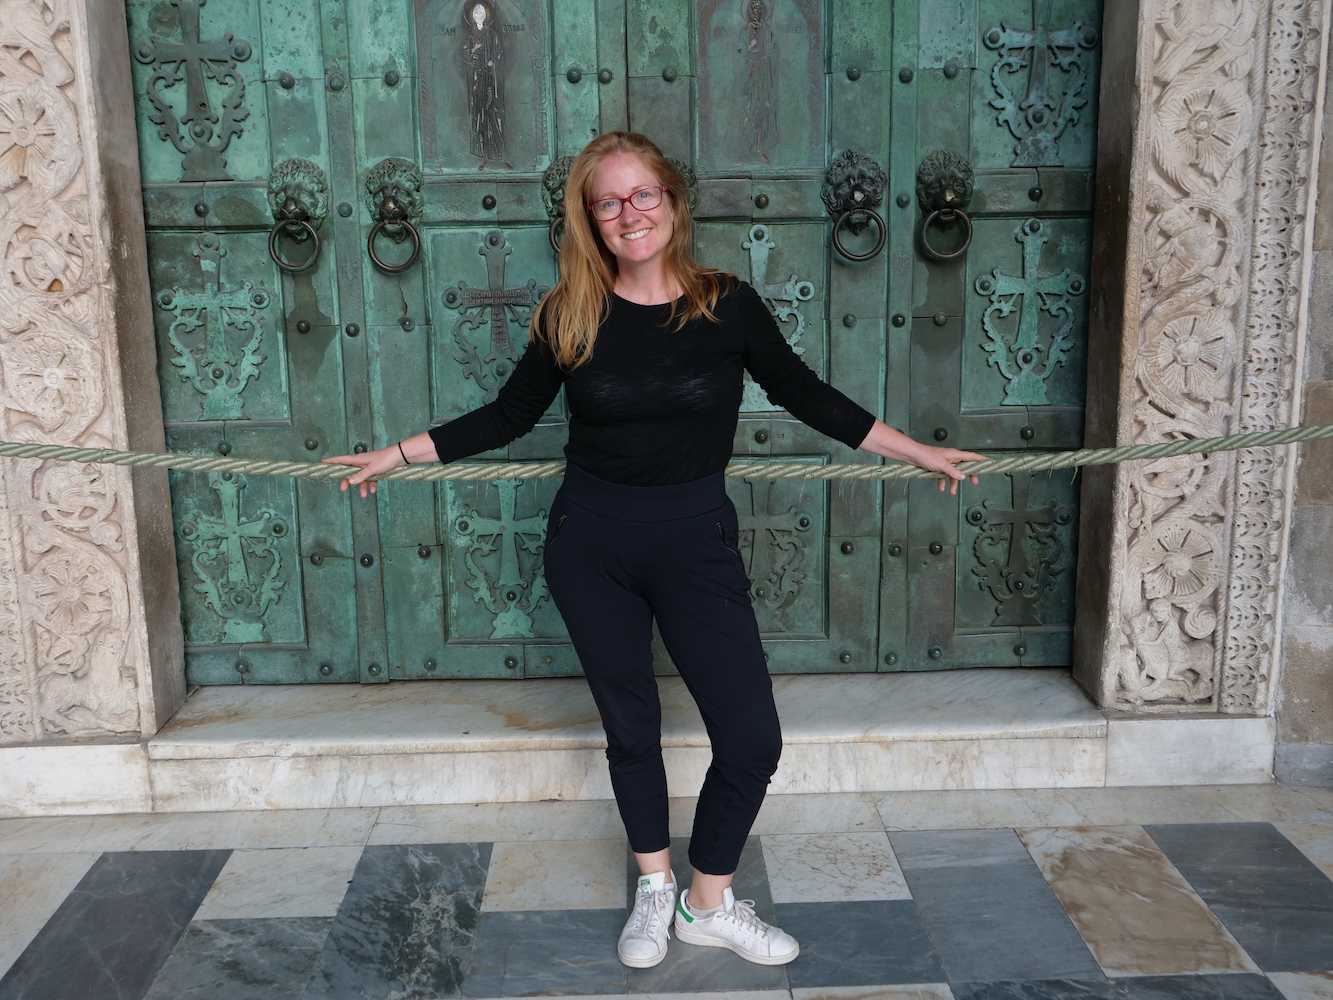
left=843, top=313, right=857, bottom=328
left=218, top=440, right=232, bottom=455
left=888, top=542, right=903, bottom=557
left=384, top=69, right=400, bottom=86
left=345, top=323, right=360, bottom=337
left=1083, top=27, right=1098, bottom=46
left=929, top=541, right=943, bottom=555
left=279, top=72, right=296, bottom=89
left=353, top=442, right=368, bottom=454
left=897, top=194, right=911, bottom=208
left=598, top=68, right=614, bottom=84
left=304, top=438, right=319, bottom=450
left=360, top=553, right=374, bottom=567
left=1029, top=186, right=1043, bottom=202
left=892, top=314, right=906, bottom=327
left=662, top=66, right=678, bottom=82
left=194, top=202, right=209, bottom=217
left=418, top=545, right=431, bottom=559
left=933, top=312, right=948, bottom=326
left=327, top=71, right=345, bottom=91
left=236, top=660, right=252, bottom=674
left=399, top=316, right=415, bottom=331
left=296, top=320, right=311, bottom=334
left=934, top=428, right=948, bottom=441
left=566, top=67, right=582, bottom=83
left=319, top=662, right=334, bottom=675
left=846, top=66, right=861, bottom=81
left=544, top=655, right=554, bottom=664
left=928, top=646, right=943, bottom=659
left=754, top=193, right=769, bottom=209
left=1020, top=425, right=1036, bottom=441
left=754, top=429, right=769, bottom=444
left=899, top=67, right=915, bottom=83
left=424, top=658, right=437, bottom=671
left=338, top=202, right=353, bottom=217
left=367, top=663, right=382, bottom=676
left=840, top=541, right=855, bottom=555
left=482, top=194, right=497, bottom=210
left=504, top=656, right=520, bottom=669
left=798, top=516, right=812, bottom=529
left=1013, top=643, right=1028, bottom=657
left=943, top=60, right=960, bottom=79
left=310, top=553, right=324, bottom=566
left=884, top=652, right=899, bottom=666
left=839, top=651, right=853, bottom=664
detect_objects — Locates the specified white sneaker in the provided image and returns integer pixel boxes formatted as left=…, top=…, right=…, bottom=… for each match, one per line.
left=618, top=870, right=676, bottom=968
left=673, top=887, right=800, bottom=965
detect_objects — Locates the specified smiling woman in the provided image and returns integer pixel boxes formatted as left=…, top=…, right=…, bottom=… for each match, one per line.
left=322, top=130, right=983, bottom=972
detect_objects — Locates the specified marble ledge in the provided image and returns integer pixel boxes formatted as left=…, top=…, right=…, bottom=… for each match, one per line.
left=0, top=742, right=151, bottom=818
left=146, top=669, right=1107, bottom=761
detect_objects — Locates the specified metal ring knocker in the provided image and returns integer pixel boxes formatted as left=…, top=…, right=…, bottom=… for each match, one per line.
left=268, top=218, right=320, bottom=274
left=831, top=208, right=887, bottom=263
left=548, top=215, right=565, bottom=255
left=367, top=195, right=421, bottom=275
left=919, top=208, right=973, bottom=263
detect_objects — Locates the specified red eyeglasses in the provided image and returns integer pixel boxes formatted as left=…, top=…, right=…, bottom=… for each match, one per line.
left=587, top=186, right=666, bottom=222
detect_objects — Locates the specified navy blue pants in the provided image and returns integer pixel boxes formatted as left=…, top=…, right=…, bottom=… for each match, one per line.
left=543, top=464, right=782, bottom=876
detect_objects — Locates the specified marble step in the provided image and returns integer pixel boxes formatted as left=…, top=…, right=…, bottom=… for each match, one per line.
left=0, top=670, right=1276, bottom=817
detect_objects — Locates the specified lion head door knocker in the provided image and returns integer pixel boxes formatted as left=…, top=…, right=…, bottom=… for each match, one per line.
left=821, top=150, right=888, bottom=263
left=267, top=159, right=329, bottom=274
left=916, top=150, right=975, bottom=263
left=365, top=158, right=424, bottom=275
left=545, top=156, right=697, bottom=256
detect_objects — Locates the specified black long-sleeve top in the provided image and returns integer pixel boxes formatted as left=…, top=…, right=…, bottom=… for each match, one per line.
left=429, top=281, right=877, bottom=487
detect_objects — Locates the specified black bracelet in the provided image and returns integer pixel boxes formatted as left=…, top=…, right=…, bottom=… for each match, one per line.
left=397, top=441, right=410, bottom=465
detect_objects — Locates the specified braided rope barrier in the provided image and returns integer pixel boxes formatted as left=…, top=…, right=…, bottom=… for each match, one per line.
left=1, top=423, right=1332, bottom=482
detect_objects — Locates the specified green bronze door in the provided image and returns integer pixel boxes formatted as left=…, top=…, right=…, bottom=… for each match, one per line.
left=128, top=0, right=1099, bottom=683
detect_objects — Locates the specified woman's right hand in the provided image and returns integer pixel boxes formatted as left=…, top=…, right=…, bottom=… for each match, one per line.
left=322, top=446, right=403, bottom=499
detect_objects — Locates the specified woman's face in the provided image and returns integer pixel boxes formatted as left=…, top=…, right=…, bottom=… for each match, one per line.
left=588, top=151, right=674, bottom=270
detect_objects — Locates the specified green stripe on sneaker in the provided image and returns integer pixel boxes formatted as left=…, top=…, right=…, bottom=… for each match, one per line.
left=676, top=898, right=693, bottom=922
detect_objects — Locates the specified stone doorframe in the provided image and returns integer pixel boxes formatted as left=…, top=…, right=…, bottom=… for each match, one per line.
left=0, top=0, right=1326, bottom=746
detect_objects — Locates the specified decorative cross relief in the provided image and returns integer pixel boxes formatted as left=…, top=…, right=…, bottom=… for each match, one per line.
left=133, top=0, right=252, bottom=182
left=177, top=472, right=290, bottom=644
left=455, top=481, right=549, bottom=639
left=975, top=218, right=1085, bottom=406
left=966, top=473, right=1073, bottom=627
left=983, top=0, right=1098, bottom=167
left=442, top=230, right=547, bottom=403
left=734, top=478, right=814, bottom=633
left=158, top=232, right=271, bottom=421
left=741, top=224, right=815, bottom=412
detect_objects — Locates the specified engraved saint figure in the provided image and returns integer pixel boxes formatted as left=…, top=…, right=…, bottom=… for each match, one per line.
left=740, top=0, right=777, bottom=164
left=463, top=0, right=506, bottom=165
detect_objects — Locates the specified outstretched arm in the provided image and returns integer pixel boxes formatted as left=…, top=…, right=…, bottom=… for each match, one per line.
left=857, top=419, right=985, bottom=496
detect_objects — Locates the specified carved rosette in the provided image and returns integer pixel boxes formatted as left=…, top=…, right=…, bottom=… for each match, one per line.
left=1114, top=0, right=1326, bottom=713
left=0, top=1, right=143, bottom=742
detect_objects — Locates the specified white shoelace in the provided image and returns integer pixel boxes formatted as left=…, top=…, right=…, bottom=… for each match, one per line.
left=627, top=885, right=673, bottom=939
left=719, top=897, right=770, bottom=939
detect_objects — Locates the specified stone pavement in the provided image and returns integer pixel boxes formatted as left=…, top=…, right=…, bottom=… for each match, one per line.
left=4, top=787, right=1333, bottom=999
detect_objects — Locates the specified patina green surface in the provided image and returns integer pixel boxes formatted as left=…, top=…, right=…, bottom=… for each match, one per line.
left=127, top=0, right=1101, bottom=683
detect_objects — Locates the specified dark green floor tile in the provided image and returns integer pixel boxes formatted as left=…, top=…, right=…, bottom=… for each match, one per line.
left=462, top=909, right=627, bottom=996
left=144, top=917, right=332, bottom=1000
left=777, top=899, right=943, bottom=988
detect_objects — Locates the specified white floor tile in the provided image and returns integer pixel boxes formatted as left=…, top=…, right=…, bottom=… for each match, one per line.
left=370, top=799, right=624, bottom=845
left=481, top=839, right=627, bottom=912
left=1270, top=972, right=1333, bottom=1000
left=194, top=846, right=364, bottom=920
left=762, top=832, right=910, bottom=903
left=1276, top=822, right=1333, bottom=880
left=0, top=853, right=99, bottom=979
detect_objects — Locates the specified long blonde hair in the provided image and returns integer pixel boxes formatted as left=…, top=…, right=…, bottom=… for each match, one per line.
left=531, top=132, right=733, bottom=369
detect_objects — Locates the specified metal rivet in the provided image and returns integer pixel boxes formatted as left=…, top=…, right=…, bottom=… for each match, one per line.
left=896, top=194, right=911, bottom=208
left=544, top=654, right=554, bottom=664
left=754, top=193, right=769, bottom=209
left=279, top=71, right=296, bottom=89
left=194, top=202, right=209, bottom=217
left=934, top=428, right=948, bottom=441
left=662, top=66, right=678, bottom=82
left=418, top=545, right=431, bottom=559
left=327, top=71, right=345, bottom=91
left=399, top=316, right=415, bottom=331
left=798, top=516, right=812, bottom=529
left=345, top=323, right=360, bottom=337
left=928, top=645, right=943, bottom=659
left=1020, top=425, right=1036, bottom=441
left=1014, top=643, right=1028, bottom=657
left=310, top=553, right=324, bottom=565
left=944, top=60, right=960, bottom=79
left=846, top=66, right=861, bottom=81
left=929, top=541, right=943, bottom=554
left=839, top=651, right=853, bottom=664
left=319, top=662, right=334, bottom=675
left=1083, top=27, right=1099, bottom=46
left=360, top=553, right=374, bottom=567
left=1029, top=186, right=1044, bottom=202
left=598, top=67, right=613, bottom=84
left=338, top=202, right=353, bottom=217
left=367, top=663, right=382, bottom=676
left=564, top=66, right=581, bottom=84
left=353, top=442, right=368, bottom=454
left=899, top=67, right=915, bottom=83
left=933, top=312, right=948, bottom=326
left=892, top=314, right=906, bottom=327
left=482, top=194, right=497, bottom=210
left=504, top=656, right=519, bottom=669
left=296, top=319, right=311, bottom=334
left=218, top=440, right=232, bottom=455
left=192, top=123, right=207, bottom=137
left=754, top=429, right=769, bottom=444
left=236, top=660, right=252, bottom=673
left=304, top=438, right=319, bottom=451
left=842, top=313, right=857, bottom=328
left=384, top=69, right=400, bottom=86
left=840, top=541, right=854, bottom=555
left=424, top=658, right=437, bottom=671
left=888, top=542, right=903, bottom=557
left=885, top=652, right=899, bottom=666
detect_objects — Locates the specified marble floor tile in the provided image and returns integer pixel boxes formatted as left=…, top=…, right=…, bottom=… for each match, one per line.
left=1114, top=973, right=1289, bottom=1000
left=1018, top=826, right=1257, bottom=977
left=0, top=807, right=378, bottom=855
left=778, top=900, right=944, bottom=988
left=762, top=833, right=911, bottom=903
left=950, top=981, right=1117, bottom=1000
left=371, top=799, right=626, bottom=846
left=194, top=846, right=364, bottom=920
left=483, top=840, right=627, bottom=911
left=0, top=849, right=230, bottom=1000
left=791, top=987, right=954, bottom=1000
left=0, top=852, right=98, bottom=979
left=1146, top=823, right=1333, bottom=972
left=876, top=787, right=1333, bottom=834
left=665, top=794, right=883, bottom=839
left=1275, top=823, right=1333, bottom=880
left=142, top=916, right=332, bottom=1000
left=463, top=908, right=627, bottom=996
left=891, top=829, right=1102, bottom=983
left=303, top=842, right=490, bottom=1000
left=1270, top=971, right=1333, bottom=1000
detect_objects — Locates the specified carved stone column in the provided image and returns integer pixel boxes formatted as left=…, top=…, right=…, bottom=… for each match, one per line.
left=0, top=0, right=184, bottom=744
left=1075, top=0, right=1331, bottom=713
